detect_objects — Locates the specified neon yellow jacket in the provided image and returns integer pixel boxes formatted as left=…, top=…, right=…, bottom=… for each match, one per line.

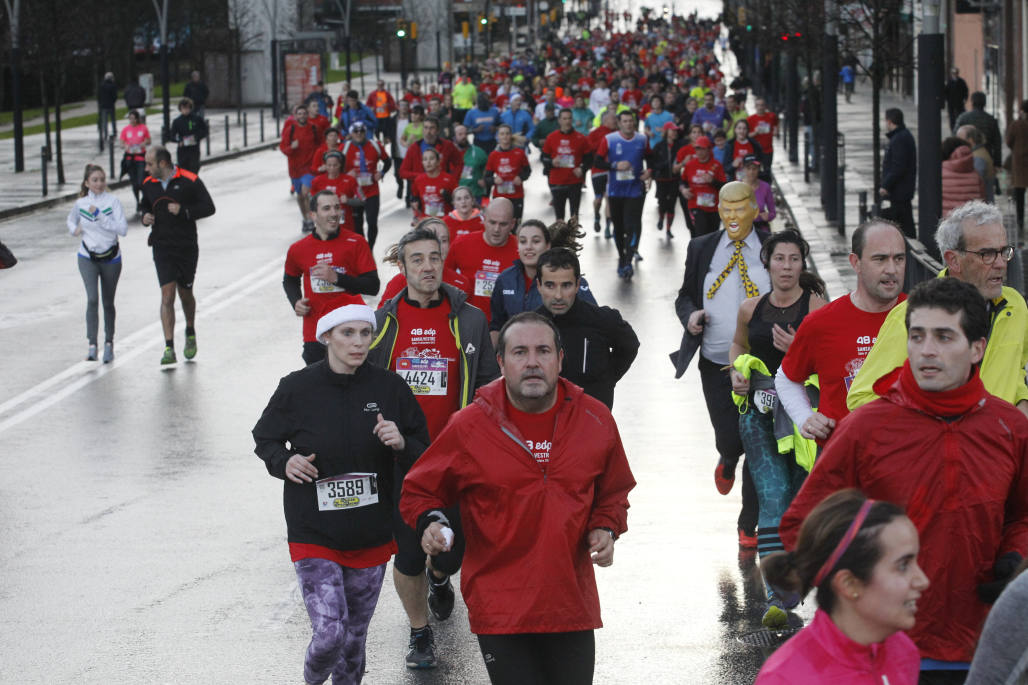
left=453, top=81, right=477, bottom=110
left=847, top=276, right=1028, bottom=411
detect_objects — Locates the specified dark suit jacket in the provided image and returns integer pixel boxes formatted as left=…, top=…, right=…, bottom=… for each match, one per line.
left=670, top=229, right=768, bottom=378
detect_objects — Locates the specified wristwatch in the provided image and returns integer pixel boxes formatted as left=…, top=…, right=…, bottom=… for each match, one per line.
left=601, top=527, right=616, bottom=541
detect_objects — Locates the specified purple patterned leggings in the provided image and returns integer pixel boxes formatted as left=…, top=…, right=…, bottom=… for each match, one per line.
left=294, top=558, right=387, bottom=685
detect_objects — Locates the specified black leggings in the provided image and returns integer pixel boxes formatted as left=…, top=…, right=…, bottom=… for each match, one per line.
left=608, top=195, right=644, bottom=267
left=477, top=630, right=594, bottom=685
left=352, top=194, right=381, bottom=249
left=655, top=180, right=679, bottom=215
left=550, top=184, right=583, bottom=221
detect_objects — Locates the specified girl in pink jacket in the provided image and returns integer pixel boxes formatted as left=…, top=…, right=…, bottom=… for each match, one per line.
left=756, top=490, right=929, bottom=684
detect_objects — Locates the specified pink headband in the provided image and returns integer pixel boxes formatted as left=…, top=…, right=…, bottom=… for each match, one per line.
left=812, top=499, right=875, bottom=588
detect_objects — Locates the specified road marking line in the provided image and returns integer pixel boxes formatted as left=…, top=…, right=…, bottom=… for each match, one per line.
left=0, top=256, right=285, bottom=435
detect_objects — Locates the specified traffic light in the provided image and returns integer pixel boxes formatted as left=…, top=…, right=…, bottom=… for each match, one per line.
left=395, top=18, right=407, bottom=38
left=410, top=21, right=418, bottom=39
left=479, top=15, right=488, bottom=25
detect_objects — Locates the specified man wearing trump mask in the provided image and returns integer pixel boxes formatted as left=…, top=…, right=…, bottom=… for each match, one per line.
left=671, top=181, right=770, bottom=546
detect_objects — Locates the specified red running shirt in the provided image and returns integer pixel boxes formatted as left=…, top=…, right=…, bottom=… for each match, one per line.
left=342, top=139, right=389, bottom=199
left=444, top=210, right=485, bottom=242
left=780, top=293, right=907, bottom=425
left=748, top=112, right=778, bottom=153
left=682, top=157, right=726, bottom=211
left=444, top=232, right=519, bottom=321
left=543, top=130, right=591, bottom=186
left=412, top=172, right=458, bottom=219
left=389, top=298, right=461, bottom=439
left=284, top=231, right=377, bottom=341
left=486, top=147, right=530, bottom=199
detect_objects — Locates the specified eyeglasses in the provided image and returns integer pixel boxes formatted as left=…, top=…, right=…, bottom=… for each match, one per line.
left=959, top=245, right=1015, bottom=264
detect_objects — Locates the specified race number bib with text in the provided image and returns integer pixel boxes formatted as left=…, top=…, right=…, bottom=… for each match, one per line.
left=396, top=357, right=449, bottom=396
left=474, top=269, right=500, bottom=297
left=316, top=473, right=379, bottom=511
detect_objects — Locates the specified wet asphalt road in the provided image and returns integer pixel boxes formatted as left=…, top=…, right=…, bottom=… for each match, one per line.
left=0, top=135, right=814, bottom=683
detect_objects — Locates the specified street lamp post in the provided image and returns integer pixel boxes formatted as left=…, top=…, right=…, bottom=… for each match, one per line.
left=821, top=0, right=839, bottom=222
left=917, top=0, right=943, bottom=257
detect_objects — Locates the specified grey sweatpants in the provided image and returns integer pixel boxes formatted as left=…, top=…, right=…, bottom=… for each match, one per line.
left=77, top=255, right=122, bottom=345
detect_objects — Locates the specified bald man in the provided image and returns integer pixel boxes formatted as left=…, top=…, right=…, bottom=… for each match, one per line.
left=673, top=181, right=769, bottom=546
left=444, top=198, right=520, bottom=323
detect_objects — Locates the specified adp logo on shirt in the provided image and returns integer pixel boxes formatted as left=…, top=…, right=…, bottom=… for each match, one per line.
left=526, top=439, right=552, bottom=451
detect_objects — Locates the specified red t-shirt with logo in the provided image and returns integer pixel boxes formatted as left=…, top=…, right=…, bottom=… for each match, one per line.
left=543, top=130, right=591, bottom=186
left=748, top=112, right=778, bottom=153
left=486, top=147, right=530, bottom=199
left=342, top=139, right=388, bottom=199
left=682, top=157, right=726, bottom=211
left=730, top=138, right=756, bottom=172
left=444, top=232, right=519, bottom=321
left=621, top=88, right=644, bottom=109
left=587, top=126, right=614, bottom=174
left=505, top=384, right=565, bottom=472
left=284, top=231, right=377, bottom=341
left=444, top=210, right=485, bottom=242
left=309, top=142, right=343, bottom=175
left=412, top=172, right=458, bottom=219
left=675, top=144, right=697, bottom=169
left=310, top=173, right=359, bottom=231
left=378, top=268, right=473, bottom=307
left=389, top=298, right=461, bottom=439
left=780, top=293, right=907, bottom=425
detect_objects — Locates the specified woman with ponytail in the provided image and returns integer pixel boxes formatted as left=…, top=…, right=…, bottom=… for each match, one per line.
left=488, top=218, right=596, bottom=342
left=728, top=229, right=827, bottom=626
left=66, top=164, right=128, bottom=363
left=756, top=489, right=928, bottom=684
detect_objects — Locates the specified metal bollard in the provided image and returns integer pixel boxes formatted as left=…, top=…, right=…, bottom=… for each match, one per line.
left=41, top=147, right=48, bottom=197
left=243, top=112, right=248, bottom=147
left=837, top=165, right=846, bottom=236
left=224, top=115, right=230, bottom=152
left=259, top=109, right=265, bottom=142
left=109, top=136, right=116, bottom=179
left=858, top=190, right=868, bottom=224
left=803, top=131, right=809, bottom=184
left=205, top=120, right=211, bottom=157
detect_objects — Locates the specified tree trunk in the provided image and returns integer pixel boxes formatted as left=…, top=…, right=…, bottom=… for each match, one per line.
left=55, top=70, right=65, bottom=185
left=871, top=21, right=882, bottom=197
left=40, top=70, right=52, bottom=161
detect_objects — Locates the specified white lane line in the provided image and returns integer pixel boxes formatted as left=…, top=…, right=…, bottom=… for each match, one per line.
left=0, top=256, right=285, bottom=435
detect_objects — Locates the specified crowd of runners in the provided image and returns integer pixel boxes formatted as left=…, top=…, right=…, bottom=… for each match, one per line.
left=56, top=8, right=1028, bottom=685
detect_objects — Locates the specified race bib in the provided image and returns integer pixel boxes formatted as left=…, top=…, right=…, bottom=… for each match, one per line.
left=425, top=201, right=444, bottom=216
left=554, top=154, right=575, bottom=168
left=497, top=181, right=515, bottom=195
left=396, top=357, right=449, bottom=396
left=702, top=121, right=714, bottom=132
left=128, top=144, right=143, bottom=154
left=615, top=169, right=635, bottom=181
left=697, top=193, right=716, bottom=207
left=357, top=172, right=374, bottom=186
left=182, top=135, right=196, bottom=146
left=754, top=388, right=777, bottom=414
left=474, top=269, right=500, bottom=297
left=461, top=166, right=474, bottom=180
left=311, top=265, right=345, bottom=293
left=316, top=473, right=379, bottom=511
left=756, top=122, right=771, bottom=134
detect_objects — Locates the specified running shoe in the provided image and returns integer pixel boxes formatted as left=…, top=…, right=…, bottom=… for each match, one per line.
left=623, top=263, right=634, bottom=280
left=406, top=625, right=437, bottom=669
left=738, top=529, right=758, bottom=549
left=634, top=252, right=643, bottom=262
left=715, top=457, right=735, bottom=495
left=593, top=216, right=601, bottom=233
left=103, top=342, right=114, bottom=364
left=656, top=215, right=663, bottom=231
left=86, top=344, right=98, bottom=361
left=160, top=346, right=177, bottom=365
left=426, top=569, right=456, bottom=621
left=762, top=602, right=788, bottom=629
left=616, top=264, right=626, bottom=279
left=184, top=334, right=197, bottom=360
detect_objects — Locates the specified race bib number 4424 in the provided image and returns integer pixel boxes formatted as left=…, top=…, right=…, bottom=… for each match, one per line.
left=396, top=357, right=449, bottom=396
left=316, top=473, right=379, bottom=511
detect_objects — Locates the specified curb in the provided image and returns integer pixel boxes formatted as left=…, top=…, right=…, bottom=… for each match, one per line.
left=0, top=140, right=279, bottom=222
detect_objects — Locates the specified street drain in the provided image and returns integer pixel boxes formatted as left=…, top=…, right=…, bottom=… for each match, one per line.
left=737, top=627, right=800, bottom=647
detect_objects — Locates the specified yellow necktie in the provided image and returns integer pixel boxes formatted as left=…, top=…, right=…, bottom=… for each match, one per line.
left=706, top=240, right=760, bottom=299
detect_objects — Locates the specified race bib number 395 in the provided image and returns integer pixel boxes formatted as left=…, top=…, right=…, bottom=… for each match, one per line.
left=316, top=473, right=379, bottom=511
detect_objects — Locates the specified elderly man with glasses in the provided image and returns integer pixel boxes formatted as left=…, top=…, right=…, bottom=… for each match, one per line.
left=848, top=200, right=1028, bottom=417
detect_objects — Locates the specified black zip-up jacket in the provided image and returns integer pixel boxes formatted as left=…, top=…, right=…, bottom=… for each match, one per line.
left=140, top=167, right=216, bottom=250
left=253, top=361, right=429, bottom=551
left=170, top=113, right=208, bottom=145
left=537, top=297, right=640, bottom=409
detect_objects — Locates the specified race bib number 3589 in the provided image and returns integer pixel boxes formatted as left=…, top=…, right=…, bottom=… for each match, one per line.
left=316, top=473, right=379, bottom=511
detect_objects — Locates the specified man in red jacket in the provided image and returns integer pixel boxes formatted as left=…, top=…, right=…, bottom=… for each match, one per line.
left=780, top=277, right=1028, bottom=679
left=401, top=311, right=636, bottom=683
left=280, top=104, right=322, bottom=232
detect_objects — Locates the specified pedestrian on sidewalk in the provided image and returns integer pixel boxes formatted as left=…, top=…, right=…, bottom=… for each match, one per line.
left=839, top=64, right=855, bottom=103
left=182, top=71, right=209, bottom=120
left=944, top=68, right=970, bottom=133
left=941, top=137, right=985, bottom=217
left=97, top=72, right=118, bottom=147
left=124, top=78, right=146, bottom=121
left=67, top=165, right=127, bottom=364
left=880, top=108, right=917, bottom=238
left=956, top=92, right=1002, bottom=172
left=1006, top=99, right=1028, bottom=234
left=119, top=110, right=151, bottom=214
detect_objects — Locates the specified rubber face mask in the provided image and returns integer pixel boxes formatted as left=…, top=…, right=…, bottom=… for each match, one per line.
left=719, top=197, right=758, bottom=241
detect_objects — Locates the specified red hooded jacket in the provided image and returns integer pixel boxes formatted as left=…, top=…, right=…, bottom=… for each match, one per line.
left=780, top=371, right=1028, bottom=662
left=942, top=144, right=985, bottom=217
left=400, top=378, right=636, bottom=634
